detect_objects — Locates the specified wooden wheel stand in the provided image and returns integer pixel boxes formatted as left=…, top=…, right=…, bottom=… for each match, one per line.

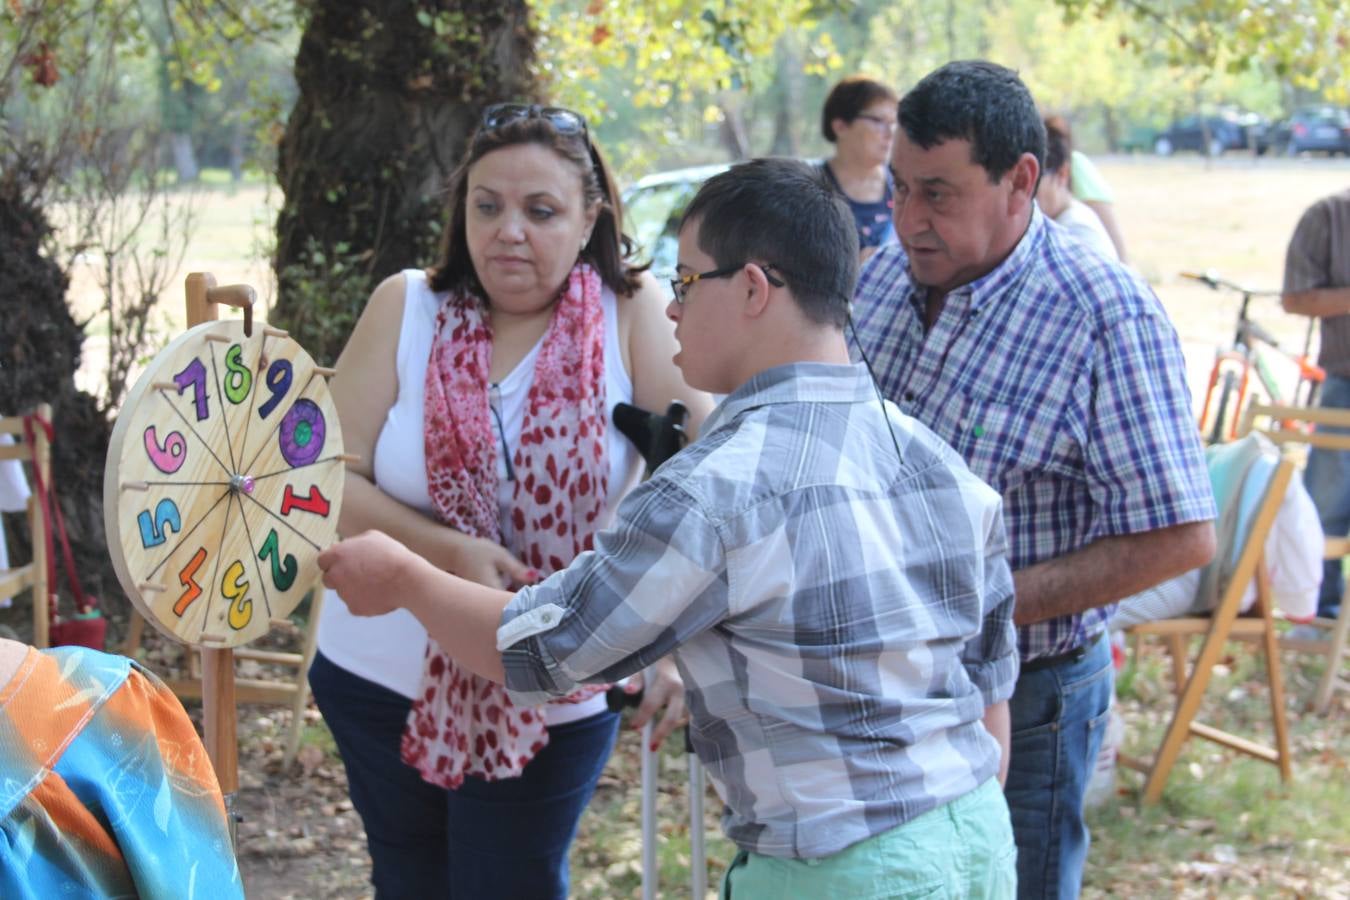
left=105, top=273, right=346, bottom=847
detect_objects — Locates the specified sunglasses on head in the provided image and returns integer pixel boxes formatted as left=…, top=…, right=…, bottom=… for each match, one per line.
left=481, top=103, right=590, bottom=141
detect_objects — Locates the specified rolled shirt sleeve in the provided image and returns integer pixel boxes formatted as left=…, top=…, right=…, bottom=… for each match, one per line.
left=1085, top=312, right=1216, bottom=538
left=497, top=477, right=729, bottom=706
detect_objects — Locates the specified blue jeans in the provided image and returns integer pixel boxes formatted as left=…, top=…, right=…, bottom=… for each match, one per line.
left=309, top=651, right=620, bottom=900
left=1303, top=373, right=1350, bottom=619
left=1004, top=633, right=1113, bottom=900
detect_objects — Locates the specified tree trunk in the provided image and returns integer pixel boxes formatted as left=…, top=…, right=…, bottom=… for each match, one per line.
left=273, top=0, right=537, bottom=365
left=0, top=169, right=116, bottom=638
left=168, top=133, right=199, bottom=183
left=769, top=36, right=802, bottom=158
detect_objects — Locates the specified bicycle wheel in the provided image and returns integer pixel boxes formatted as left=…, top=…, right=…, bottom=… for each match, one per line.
left=1208, top=370, right=1239, bottom=444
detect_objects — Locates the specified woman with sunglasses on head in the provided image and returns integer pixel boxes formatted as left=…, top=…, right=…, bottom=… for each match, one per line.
left=309, top=103, right=711, bottom=899
left=819, top=75, right=899, bottom=261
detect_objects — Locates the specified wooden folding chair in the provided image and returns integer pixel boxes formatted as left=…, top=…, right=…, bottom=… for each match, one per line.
left=1240, top=402, right=1350, bottom=714
left=0, top=404, right=52, bottom=649
left=1119, top=447, right=1295, bottom=804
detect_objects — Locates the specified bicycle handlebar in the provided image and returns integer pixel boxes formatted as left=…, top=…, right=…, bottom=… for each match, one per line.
left=1180, top=270, right=1281, bottom=298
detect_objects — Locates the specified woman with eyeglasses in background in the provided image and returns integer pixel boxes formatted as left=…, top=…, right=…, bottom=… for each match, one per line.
left=819, top=75, right=899, bottom=261
left=309, top=103, right=711, bottom=899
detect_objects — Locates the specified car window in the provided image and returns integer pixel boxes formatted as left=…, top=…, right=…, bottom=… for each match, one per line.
left=623, top=181, right=704, bottom=273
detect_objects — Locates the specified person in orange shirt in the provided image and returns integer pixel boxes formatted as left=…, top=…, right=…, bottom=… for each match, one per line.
left=0, top=638, right=241, bottom=899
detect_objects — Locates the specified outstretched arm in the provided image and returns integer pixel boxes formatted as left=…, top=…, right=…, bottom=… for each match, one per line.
left=319, top=530, right=513, bottom=681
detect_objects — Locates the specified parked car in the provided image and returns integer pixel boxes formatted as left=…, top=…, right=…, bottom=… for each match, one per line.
left=1153, top=112, right=1271, bottom=157
left=1270, top=106, right=1350, bottom=156
left=621, top=163, right=729, bottom=273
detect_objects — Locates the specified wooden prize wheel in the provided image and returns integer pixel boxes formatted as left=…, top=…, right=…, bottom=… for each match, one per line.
left=105, top=317, right=343, bottom=650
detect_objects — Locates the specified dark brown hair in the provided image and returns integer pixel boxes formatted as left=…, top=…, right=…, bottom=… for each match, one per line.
left=1043, top=115, right=1072, bottom=175
left=428, top=114, right=644, bottom=298
left=821, top=76, right=898, bottom=143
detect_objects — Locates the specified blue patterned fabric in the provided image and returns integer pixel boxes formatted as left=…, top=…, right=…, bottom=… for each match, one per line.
left=0, top=646, right=241, bottom=899
left=853, top=208, right=1215, bottom=661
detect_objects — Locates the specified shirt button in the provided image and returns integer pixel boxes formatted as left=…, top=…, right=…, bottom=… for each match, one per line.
left=903, top=391, right=916, bottom=402
left=540, top=611, right=554, bottom=624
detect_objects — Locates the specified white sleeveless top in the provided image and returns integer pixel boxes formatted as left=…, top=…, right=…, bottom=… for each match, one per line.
left=317, top=270, right=641, bottom=724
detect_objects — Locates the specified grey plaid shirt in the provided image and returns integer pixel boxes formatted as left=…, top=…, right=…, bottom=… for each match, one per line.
left=498, top=363, right=1018, bottom=859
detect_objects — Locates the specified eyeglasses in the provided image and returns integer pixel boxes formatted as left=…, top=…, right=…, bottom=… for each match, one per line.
left=669, top=263, right=786, bottom=305
left=481, top=103, right=590, bottom=141
left=854, top=113, right=898, bottom=133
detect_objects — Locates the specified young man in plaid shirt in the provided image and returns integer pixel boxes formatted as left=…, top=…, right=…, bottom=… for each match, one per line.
left=323, top=157, right=1021, bottom=896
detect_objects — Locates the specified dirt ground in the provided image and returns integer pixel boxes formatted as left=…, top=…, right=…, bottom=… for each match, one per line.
left=56, top=154, right=1350, bottom=898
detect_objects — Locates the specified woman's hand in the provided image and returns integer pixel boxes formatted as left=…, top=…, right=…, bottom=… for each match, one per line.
left=625, top=656, right=688, bottom=750
left=443, top=532, right=536, bottom=589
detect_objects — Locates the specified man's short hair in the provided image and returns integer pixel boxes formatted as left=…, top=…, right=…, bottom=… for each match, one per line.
left=899, top=60, right=1045, bottom=183
left=680, top=158, right=859, bottom=328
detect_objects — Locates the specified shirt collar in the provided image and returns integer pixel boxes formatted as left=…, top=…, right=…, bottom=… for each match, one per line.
left=702, top=362, right=876, bottom=436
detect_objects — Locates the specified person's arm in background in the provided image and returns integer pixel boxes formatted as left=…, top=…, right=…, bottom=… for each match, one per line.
left=983, top=701, right=1011, bottom=786
left=614, top=272, right=716, bottom=736
left=1012, top=523, right=1214, bottom=625
left=1280, top=198, right=1349, bottom=317
left=623, top=271, right=714, bottom=439
left=1071, top=151, right=1128, bottom=263
left=332, top=273, right=530, bottom=589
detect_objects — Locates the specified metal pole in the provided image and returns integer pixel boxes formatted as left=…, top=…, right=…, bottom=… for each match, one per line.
left=641, top=719, right=658, bottom=900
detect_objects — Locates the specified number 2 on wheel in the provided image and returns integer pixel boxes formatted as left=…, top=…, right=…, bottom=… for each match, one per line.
left=222, top=560, right=253, bottom=630
left=259, top=529, right=297, bottom=591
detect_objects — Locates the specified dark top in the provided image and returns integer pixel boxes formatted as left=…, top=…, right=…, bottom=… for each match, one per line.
left=820, top=161, right=894, bottom=250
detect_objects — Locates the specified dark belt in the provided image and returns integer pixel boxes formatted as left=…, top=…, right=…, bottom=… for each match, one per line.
left=1021, top=637, right=1095, bottom=674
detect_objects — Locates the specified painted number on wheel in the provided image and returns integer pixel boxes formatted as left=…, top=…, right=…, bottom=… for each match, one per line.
left=173, top=358, right=210, bottom=420
left=257, top=358, right=293, bottom=420
left=258, top=529, right=297, bottom=592
left=174, top=547, right=208, bottom=617
left=136, top=498, right=182, bottom=549
left=143, top=426, right=187, bottom=474
left=279, top=398, right=326, bottom=467
left=280, top=484, right=331, bottom=518
left=223, top=344, right=253, bottom=405
left=222, top=560, right=253, bottom=630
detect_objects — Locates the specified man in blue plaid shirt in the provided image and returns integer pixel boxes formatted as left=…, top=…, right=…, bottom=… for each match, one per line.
left=853, top=61, right=1216, bottom=899
left=323, top=158, right=1021, bottom=896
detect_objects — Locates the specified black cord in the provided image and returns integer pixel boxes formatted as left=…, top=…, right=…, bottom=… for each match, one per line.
left=488, top=383, right=516, bottom=482
left=846, top=311, right=905, bottom=466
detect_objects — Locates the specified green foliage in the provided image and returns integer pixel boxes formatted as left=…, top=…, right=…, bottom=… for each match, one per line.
left=274, top=238, right=378, bottom=368
left=1055, top=0, right=1350, bottom=102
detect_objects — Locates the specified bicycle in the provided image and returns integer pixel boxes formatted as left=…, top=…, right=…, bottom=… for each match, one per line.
left=1189, top=270, right=1326, bottom=444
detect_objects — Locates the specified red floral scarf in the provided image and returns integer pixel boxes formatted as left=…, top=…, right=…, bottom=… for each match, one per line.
left=403, top=262, right=610, bottom=789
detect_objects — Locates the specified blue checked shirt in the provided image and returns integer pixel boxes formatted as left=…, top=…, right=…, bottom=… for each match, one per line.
left=497, top=363, right=1018, bottom=859
left=854, top=209, right=1215, bottom=662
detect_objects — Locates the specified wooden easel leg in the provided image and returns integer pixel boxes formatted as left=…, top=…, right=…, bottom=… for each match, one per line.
left=122, top=610, right=146, bottom=657
left=202, top=647, right=239, bottom=848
